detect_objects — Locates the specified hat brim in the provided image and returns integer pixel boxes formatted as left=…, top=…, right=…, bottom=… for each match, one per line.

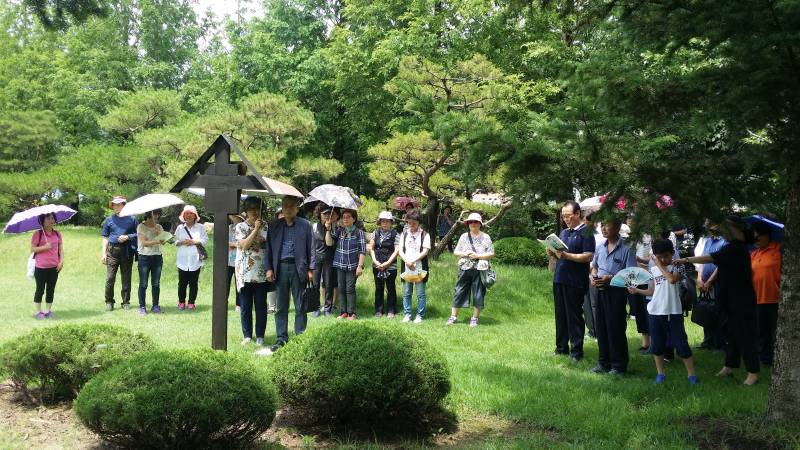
left=464, top=220, right=483, bottom=225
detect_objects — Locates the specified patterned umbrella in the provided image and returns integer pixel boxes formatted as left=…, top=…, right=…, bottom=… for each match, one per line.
left=3, top=204, right=77, bottom=234
left=393, top=196, right=420, bottom=210
left=302, top=184, right=362, bottom=209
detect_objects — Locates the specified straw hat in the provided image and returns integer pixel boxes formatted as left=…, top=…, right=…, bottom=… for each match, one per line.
left=179, top=205, right=199, bottom=223
left=463, top=212, right=483, bottom=225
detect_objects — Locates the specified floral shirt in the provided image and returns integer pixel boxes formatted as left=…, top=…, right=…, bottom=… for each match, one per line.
left=454, top=231, right=494, bottom=271
left=234, top=221, right=269, bottom=290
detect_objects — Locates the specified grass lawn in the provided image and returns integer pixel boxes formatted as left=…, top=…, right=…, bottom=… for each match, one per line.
left=0, top=226, right=794, bottom=449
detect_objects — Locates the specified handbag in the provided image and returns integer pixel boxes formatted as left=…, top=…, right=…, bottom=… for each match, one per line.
left=468, top=233, right=497, bottom=289
left=184, top=225, right=208, bottom=261
left=690, top=291, right=719, bottom=328
left=302, top=281, right=320, bottom=313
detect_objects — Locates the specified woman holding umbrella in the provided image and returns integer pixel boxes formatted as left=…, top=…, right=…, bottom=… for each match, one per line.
left=136, top=209, right=166, bottom=315
left=30, top=212, right=64, bottom=319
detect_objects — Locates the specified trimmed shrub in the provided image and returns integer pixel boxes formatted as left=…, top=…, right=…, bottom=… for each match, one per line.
left=270, top=321, right=450, bottom=423
left=494, top=237, right=549, bottom=267
left=74, top=349, right=278, bottom=449
left=0, top=324, right=156, bottom=402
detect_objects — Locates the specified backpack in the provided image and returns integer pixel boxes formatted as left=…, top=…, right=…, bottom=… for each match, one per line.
left=402, top=229, right=429, bottom=283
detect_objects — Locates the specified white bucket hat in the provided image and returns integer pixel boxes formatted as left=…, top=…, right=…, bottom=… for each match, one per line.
left=179, top=205, right=199, bottom=223
left=377, top=211, right=394, bottom=222
left=463, top=212, right=483, bottom=225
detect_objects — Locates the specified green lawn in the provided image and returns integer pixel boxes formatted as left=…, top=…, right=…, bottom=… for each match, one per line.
left=0, top=227, right=786, bottom=448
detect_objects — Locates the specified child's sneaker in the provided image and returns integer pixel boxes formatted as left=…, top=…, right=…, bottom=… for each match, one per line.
left=654, top=374, right=667, bottom=385
left=178, top=302, right=186, bottom=311
left=188, top=304, right=196, bottom=312
left=34, top=312, right=46, bottom=320
left=469, top=317, right=479, bottom=328
left=413, top=316, right=423, bottom=324
left=139, top=307, right=147, bottom=316
left=688, top=375, right=700, bottom=385
left=446, top=316, right=457, bottom=326
left=43, top=311, right=54, bottom=319
left=402, top=314, right=412, bottom=323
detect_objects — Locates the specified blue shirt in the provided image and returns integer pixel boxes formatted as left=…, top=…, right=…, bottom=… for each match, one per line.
left=331, top=226, right=366, bottom=271
left=101, top=214, right=138, bottom=255
left=554, top=224, right=596, bottom=289
left=280, top=222, right=296, bottom=261
left=592, top=237, right=637, bottom=277
left=701, top=236, right=727, bottom=282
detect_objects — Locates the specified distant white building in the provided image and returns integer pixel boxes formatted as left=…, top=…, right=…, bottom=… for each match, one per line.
left=471, top=191, right=507, bottom=206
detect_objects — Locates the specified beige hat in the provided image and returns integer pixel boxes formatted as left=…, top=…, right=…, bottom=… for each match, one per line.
left=108, top=195, right=127, bottom=208
left=377, top=211, right=394, bottom=222
left=179, top=205, right=199, bottom=223
left=463, top=212, right=483, bottom=225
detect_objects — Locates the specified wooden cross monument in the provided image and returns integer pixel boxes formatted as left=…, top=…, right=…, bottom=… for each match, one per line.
left=170, top=135, right=274, bottom=350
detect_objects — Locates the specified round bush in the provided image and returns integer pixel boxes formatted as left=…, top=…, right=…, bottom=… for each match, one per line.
left=74, top=349, right=277, bottom=449
left=270, top=321, right=450, bottom=423
left=494, top=237, right=548, bottom=267
left=0, top=324, right=156, bottom=402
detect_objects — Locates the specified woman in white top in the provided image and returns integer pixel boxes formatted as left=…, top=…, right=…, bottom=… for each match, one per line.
left=174, top=205, right=208, bottom=311
left=447, top=213, right=495, bottom=327
left=136, top=208, right=166, bottom=315
left=398, top=211, right=430, bottom=323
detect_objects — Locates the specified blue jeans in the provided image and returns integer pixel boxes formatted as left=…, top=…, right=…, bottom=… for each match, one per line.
left=240, top=282, right=268, bottom=339
left=275, top=262, right=307, bottom=344
left=137, top=255, right=162, bottom=308
left=403, top=281, right=426, bottom=317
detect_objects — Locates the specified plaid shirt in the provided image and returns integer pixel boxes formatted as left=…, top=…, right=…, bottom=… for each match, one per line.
left=331, top=226, right=366, bottom=271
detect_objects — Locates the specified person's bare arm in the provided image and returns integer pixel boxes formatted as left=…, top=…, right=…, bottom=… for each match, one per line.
left=558, top=251, right=594, bottom=263
left=101, top=237, right=109, bottom=263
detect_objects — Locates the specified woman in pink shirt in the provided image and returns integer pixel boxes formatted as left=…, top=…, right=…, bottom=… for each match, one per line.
left=30, top=212, right=64, bottom=319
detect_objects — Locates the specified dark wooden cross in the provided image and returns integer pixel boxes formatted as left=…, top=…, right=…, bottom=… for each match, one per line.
left=170, top=135, right=274, bottom=350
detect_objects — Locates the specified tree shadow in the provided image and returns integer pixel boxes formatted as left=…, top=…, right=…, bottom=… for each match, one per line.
left=267, top=404, right=458, bottom=446
left=46, top=308, right=105, bottom=321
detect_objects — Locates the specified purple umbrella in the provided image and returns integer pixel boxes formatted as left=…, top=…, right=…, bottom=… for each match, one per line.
left=3, top=204, right=77, bottom=234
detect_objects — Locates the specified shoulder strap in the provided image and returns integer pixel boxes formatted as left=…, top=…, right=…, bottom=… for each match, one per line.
left=184, top=224, right=194, bottom=240
left=467, top=233, right=477, bottom=253
left=420, top=230, right=426, bottom=253
left=402, top=231, right=407, bottom=253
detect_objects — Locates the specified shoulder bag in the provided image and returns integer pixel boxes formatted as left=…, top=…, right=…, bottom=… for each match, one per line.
left=184, top=225, right=208, bottom=261
left=468, top=233, right=497, bottom=289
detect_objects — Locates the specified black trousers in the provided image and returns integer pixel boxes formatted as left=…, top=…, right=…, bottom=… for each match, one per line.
left=374, top=269, right=398, bottom=314
left=34, top=267, right=59, bottom=304
left=629, top=292, right=649, bottom=335
left=178, top=269, right=201, bottom=304
left=105, top=246, right=133, bottom=305
left=757, top=303, right=779, bottom=365
left=313, top=256, right=335, bottom=312
left=583, top=285, right=598, bottom=338
left=725, top=312, right=760, bottom=373
left=226, top=266, right=240, bottom=307
left=596, top=287, right=629, bottom=372
left=553, top=283, right=586, bottom=358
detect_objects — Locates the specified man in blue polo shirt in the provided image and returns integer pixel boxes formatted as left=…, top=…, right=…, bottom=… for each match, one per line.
left=549, top=200, right=596, bottom=363
left=590, top=218, right=637, bottom=375
left=100, top=195, right=138, bottom=311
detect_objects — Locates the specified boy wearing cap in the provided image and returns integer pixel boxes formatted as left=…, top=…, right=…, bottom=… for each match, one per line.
left=101, top=195, right=139, bottom=311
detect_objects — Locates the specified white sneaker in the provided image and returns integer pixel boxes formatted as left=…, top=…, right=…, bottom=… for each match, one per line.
left=241, top=337, right=252, bottom=345
left=256, top=337, right=265, bottom=346
left=254, top=347, right=273, bottom=357
left=402, top=314, right=412, bottom=323
left=413, top=316, right=423, bottom=324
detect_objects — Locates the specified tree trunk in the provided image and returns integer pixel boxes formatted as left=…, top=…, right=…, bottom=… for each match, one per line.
left=422, top=197, right=439, bottom=248
left=767, top=178, right=800, bottom=420
left=431, top=200, right=513, bottom=259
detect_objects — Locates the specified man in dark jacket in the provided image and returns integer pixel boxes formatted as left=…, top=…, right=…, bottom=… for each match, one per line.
left=266, top=196, right=316, bottom=352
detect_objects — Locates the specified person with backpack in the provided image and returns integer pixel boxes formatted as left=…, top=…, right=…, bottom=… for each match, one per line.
left=174, top=205, right=207, bottom=311
left=398, top=210, right=430, bottom=324
left=325, top=208, right=366, bottom=320
left=447, top=213, right=494, bottom=327
left=30, top=212, right=63, bottom=319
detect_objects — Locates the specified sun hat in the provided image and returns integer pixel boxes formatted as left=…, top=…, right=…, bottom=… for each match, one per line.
left=463, top=212, right=483, bottom=225
left=108, top=195, right=127, bottom=208
left=179, top=205, right=199, bottom=223
left=377, top=211, right=394, bottom=222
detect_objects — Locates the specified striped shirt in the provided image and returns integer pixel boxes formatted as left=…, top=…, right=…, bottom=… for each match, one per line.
left=331, top=226, right=366, bottom=271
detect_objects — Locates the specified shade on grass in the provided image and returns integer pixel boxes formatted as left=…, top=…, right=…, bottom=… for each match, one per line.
left=0, top=226, right=777, bottom=448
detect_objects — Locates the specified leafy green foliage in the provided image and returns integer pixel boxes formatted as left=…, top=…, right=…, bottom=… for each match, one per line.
left=493, top=237, right=548, bottom=268
left=98, top=89, right=183, bottom=138
left=0, top=110, right=61, bottom=172
left=270, top=321, right=451, bottom=423
left=23, top=0, right=108, bottom=31
left=74, top=349, right=277, bottom=448
left=0, top=324, right=156, bottom=402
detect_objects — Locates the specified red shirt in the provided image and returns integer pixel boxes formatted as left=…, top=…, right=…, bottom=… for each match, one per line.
left=751, top=241, right=781, bottom=304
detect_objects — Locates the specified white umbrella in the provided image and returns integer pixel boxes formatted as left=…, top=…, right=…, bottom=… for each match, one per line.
left=579, top=195, right=604, bottom=213
left=120, top=193, right=185, bottom=217
left=302, top=184, right=362, bottom=210
left=188, top=177, right=303, bottom=199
